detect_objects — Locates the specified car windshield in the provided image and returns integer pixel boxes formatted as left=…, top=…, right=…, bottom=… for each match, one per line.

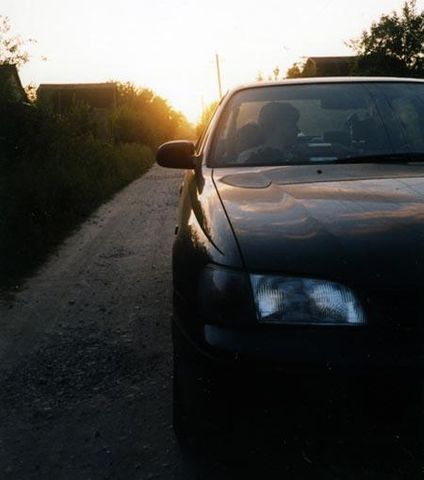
left=209, top=81, right=424, bottom=167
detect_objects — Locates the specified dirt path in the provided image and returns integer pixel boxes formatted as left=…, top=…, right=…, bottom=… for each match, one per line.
left=0, top=165, right=200, bottom=480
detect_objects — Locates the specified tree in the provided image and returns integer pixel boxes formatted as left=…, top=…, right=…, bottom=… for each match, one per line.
left=286, top=61, right=305, bottom=79
left=255, top=65, right=283, bottom=82
left=111, top=82, right=193, bottom=147
left=348, top=0, right=424, bottom=77
left=0, top=16, right=32, bottom=66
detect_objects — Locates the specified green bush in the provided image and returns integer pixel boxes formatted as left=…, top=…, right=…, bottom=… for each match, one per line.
left=0, top=101, right=154, bottom=286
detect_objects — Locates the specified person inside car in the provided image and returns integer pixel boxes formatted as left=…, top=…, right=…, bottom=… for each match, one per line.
left=259, top=101, right=300, bottom=150
left=237, top=102, right=306, bottom=164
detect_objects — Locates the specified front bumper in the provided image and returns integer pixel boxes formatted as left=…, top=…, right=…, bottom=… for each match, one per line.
left=173, top=312, right=424, bottom=374
left=204, top=324, right=424, bottom=373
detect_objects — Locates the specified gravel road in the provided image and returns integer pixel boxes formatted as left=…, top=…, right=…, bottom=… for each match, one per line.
left=0, top=165, right=200, bottom=480
left=0, top=164, right=421, bottom=479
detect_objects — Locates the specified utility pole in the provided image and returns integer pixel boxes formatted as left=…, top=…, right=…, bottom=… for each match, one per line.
left=215, top=53, right=223, bottom=99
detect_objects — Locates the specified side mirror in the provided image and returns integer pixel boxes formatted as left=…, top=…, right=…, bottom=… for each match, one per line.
left=156, top=140, right=196, bottom=169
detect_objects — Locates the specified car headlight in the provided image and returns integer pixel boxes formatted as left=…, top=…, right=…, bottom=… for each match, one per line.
left=197, top=266, right=365, bottom=326
left=250, top=274, right=365, bottom=326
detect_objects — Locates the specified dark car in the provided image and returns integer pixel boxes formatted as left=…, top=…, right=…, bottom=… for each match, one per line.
left=157, top=78, right=424, bottom=444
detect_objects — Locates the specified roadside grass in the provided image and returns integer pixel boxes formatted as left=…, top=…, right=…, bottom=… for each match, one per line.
left=0, top=139, right=154, bottom=288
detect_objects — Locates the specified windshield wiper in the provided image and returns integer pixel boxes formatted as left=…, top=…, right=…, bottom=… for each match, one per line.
left=333, top=152, right=424, bottom=164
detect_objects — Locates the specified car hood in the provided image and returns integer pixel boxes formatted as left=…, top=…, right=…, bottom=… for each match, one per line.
left=213, top=163, right=424, bottom=289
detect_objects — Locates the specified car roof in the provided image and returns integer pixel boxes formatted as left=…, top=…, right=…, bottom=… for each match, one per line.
left=227, top=76, right=424, bottom=95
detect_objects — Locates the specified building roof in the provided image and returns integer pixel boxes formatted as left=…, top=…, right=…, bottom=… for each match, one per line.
left=37, top=82, right=116, bottom=90
left=37, top=83, right=117, bottom=110
left=307, top=56, right=356, bottom=63
left=303, top=56, right=356, bottom=77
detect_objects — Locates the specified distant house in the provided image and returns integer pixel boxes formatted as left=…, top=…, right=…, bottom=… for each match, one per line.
left=37, top=83, right=117, bottom=112
left=0, top=64, right=27, bottom=103
left=302, top=56, right=355, bottom=77
left=37, top=83, right=118, bottom=139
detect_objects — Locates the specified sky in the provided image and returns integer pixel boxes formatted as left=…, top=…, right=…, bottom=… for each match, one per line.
left=2, top=0, right=424, bottom=122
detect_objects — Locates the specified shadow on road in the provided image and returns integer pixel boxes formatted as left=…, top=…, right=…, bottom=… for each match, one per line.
left=177, top=373, right=423, bottom=479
